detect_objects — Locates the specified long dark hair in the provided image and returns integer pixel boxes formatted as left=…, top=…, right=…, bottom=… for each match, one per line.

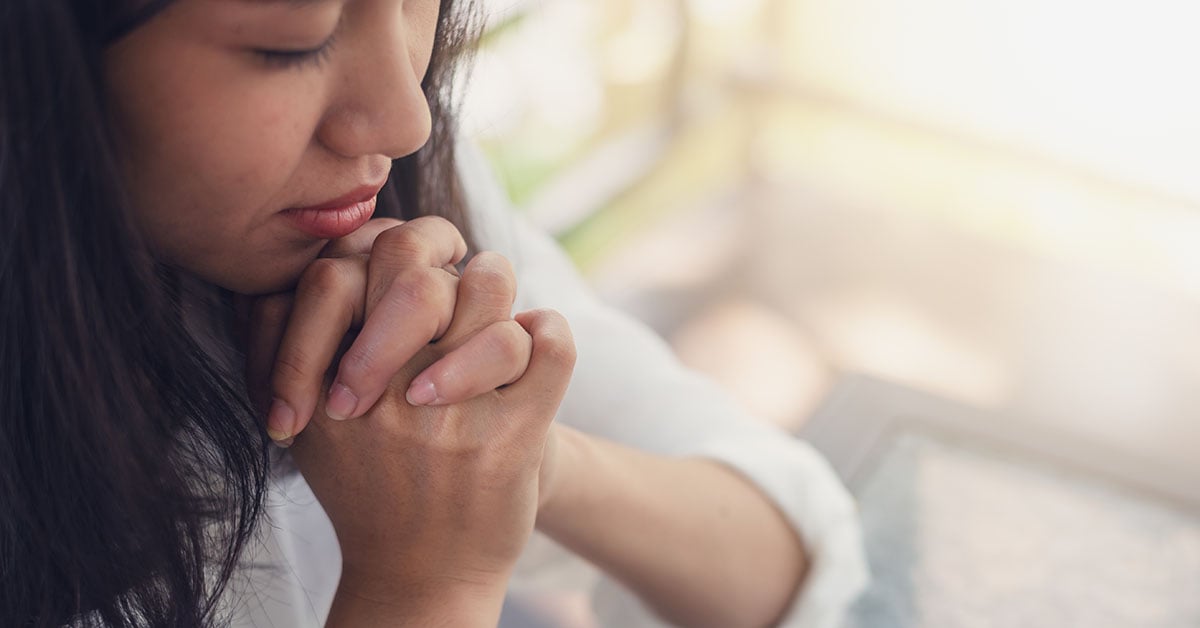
left=0, top=1, right=479, bottom=626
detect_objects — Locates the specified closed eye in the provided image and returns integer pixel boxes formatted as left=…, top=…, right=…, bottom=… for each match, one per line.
left=255, top=32, right=337, bottom=69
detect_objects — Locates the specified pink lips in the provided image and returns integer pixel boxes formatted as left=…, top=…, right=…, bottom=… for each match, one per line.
left=281, top=184, right=383, bottom=240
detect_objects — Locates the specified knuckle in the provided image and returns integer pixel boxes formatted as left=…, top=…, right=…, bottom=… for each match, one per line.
left=530, top=307, right=566, bottom=329
left=271, top=347, right=314, bottom=390
left=373, top=216, right=467, bottom=267
left=381, top=216, right=455, bottom=248
left=414, top=215, right=468, bottom=252
left=411, top=214, right=455, bottom=232
left=299, top=257, right=350, bottom=299
left=365, top=275, right=394, bottom=311
left=387, top=271, right=444, bottom=312
left=542, top=337, right=577, bottom=371
left=533, top=310, right=576, bottom=369
left=464, top=252, right=516, bottom=297
left=374, top=222, right=423, bottom=254
left=493, top=322, right=530, bottom=365
left=469, top=250, right=513, bottom=272
left=338, top=338, right=388, bottom=384
left=337, top=342, right=382, bottom=382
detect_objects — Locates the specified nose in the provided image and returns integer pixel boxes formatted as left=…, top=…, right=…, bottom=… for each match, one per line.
left=316, top=14, right=434, bottom=161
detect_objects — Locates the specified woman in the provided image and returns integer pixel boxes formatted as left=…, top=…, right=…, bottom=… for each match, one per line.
left=0, top=0, right=866, bottom=626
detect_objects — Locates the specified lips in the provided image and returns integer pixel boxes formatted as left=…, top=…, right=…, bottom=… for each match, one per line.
left=281, top=183, right=384, bottom=240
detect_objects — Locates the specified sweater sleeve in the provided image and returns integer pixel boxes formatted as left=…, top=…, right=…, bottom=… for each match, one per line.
left=459, top=140, right=868, bottom=628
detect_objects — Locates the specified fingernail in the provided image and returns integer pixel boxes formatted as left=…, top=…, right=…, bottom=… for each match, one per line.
left=326, top=382, right=359, bottom=420
left=266, top=398, right=295, bottom=442
left=272, top=436, right=295, bottom=449
left=406, top=378, right=439, bottom=406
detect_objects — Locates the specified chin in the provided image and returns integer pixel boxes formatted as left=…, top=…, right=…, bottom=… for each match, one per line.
left=186, top=255, right=317, bottom=297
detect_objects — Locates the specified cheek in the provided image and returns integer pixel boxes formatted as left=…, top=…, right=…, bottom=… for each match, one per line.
left=106, top=68, right=327, bottom=291
left=205, top=98, right=315, bottom=196
left=109, top=33, right=313, bottom=200
left=107, top=50, right=321, bottom=246
left=101, top=10, right=340, bottom=293
left=141, top=103, right=320, bottom=281
left=119, top=83, right=311, bottom=215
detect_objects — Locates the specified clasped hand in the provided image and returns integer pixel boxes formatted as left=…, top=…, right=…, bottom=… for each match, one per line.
left=241, top=217, right=575, bottom=602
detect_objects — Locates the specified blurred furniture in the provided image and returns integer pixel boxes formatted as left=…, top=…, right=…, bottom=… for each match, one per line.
left=802, top=374, right=1200, bottom=628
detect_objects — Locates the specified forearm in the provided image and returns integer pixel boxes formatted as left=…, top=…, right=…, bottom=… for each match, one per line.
left=537, top=426, right=808, bottom=628
left=326, top=571, right=507, bottom=628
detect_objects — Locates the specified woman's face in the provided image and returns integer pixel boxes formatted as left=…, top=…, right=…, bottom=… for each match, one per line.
left=104, top=0, right=440, bottom=294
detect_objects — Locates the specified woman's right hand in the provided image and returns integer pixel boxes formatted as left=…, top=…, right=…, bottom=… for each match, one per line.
left=286, top=274, right=576, bottom=622
left=244, top=215, right=556, bottom=446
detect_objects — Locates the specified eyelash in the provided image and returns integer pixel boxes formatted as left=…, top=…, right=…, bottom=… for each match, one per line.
left=255, top=33, right=338, bottom=70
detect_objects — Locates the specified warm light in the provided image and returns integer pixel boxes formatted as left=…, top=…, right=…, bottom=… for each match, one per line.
left=671, top=299, right=831, bottom=431
left=603, top=0, right=682, bottom=84
left=803, top=292, right=1011, bottom=409
left=777, top=0, right=1200, bottom=202
left=686, top=0, right=766, bottom=27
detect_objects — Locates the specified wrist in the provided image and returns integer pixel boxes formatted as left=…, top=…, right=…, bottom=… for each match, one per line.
left=535, top=424, right=589, bottom=533
left=330, top=567, right=510, bottom=628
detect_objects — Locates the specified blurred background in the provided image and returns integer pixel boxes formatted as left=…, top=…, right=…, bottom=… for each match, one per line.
left=460, top=0, right=1200, bottom=463
left=462, top=2, right=1200, bottom=624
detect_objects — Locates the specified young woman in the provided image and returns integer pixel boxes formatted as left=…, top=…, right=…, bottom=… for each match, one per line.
left=0, top=1, right=866, bottom=626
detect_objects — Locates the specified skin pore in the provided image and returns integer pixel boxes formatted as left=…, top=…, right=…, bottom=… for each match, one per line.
left=101, top=1, right=810, bottom=626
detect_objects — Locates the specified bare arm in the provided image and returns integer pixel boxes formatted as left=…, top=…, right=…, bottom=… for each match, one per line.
left=537, top=425, right=809, bottom=628
left=326, top=574, right=507, bottom=628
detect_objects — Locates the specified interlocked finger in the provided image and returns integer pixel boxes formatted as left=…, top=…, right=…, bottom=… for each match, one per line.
left=365, top=216, right=467, bottom=317
left=439, top=251, right=518, bottom=349
left=264, top=255, right=368, bottom=442
left=319, top=217, right=405, bottom=259
left=503, top=309, right=576, bottom=424
left=406, top=319, right=532, bottom=406
left=325, top=265, right=460, bottom=420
